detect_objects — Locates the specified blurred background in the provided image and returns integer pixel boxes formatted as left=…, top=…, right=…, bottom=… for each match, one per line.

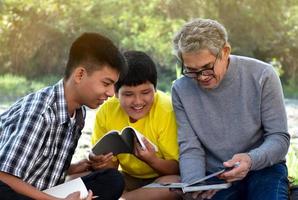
left=0, top=0, right=297, bottom=184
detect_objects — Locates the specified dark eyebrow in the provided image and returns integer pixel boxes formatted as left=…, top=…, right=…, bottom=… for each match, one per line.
left=141, top=88, right=152, bottom=92
left=103, top=78, right=116, bottom=84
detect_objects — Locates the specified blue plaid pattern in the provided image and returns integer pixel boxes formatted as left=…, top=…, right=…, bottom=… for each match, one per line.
left=0, top=80, right=85, bottom=190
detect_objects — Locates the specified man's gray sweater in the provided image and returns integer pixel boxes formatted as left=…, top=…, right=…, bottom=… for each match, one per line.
left=172, top=55, right=290, bottom=183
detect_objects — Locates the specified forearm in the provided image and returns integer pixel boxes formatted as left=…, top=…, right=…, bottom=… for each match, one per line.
left=248, top=133, right=290, bottom=170
left=0, top=171, right=58, bottom=200
left=147, top=159, right=179, bottom=175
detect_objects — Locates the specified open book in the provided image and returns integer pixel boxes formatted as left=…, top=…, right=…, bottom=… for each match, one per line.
left=92, top=126, right=158, bottom=155
left=43, top=178, right=88, bottom=199
left=143, top=168, right=231, bottom=193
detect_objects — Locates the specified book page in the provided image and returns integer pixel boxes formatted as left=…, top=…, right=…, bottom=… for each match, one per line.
left=187, top=168, right=226, bottom=186
left=143, top=168, right=230, bottom=192
left=143, top=182, right=187, bottom=189
left=182, top=182, right=231, bottom=193
left=43, top=178, right=88, bottom=199
left=143, top=181, right=231, bottom=193
left=123, top=126, right=158, bottom=152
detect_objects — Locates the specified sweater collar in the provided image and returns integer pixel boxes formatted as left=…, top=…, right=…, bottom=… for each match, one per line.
left=214, top=55, right=237, bottom=90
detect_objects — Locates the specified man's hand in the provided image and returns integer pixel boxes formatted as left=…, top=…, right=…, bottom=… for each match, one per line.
left=172, top=190, right=217, bottom=200
left=219, top=153, right=252, bottom=182
left=88, top=152, right=114, bottom=170
left=191, top=190, right=218, bottom=200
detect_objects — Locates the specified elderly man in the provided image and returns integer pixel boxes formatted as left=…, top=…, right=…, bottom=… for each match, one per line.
left=172, top=18, right=290, bottom=200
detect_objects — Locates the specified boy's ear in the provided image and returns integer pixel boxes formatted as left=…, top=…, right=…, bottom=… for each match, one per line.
left=73, top=66, right=86, bottom=83
left=115, top=92, right=119, bottom=98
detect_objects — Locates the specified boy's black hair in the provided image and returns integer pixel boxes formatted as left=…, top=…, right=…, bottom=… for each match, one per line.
left=115, top=50, right=157, bottom=92
left=64, top=32, right=127, bottom=80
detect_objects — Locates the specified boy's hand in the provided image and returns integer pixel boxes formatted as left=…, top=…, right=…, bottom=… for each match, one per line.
left=63, top=190, right=93, bottom=200
left=85, top=190, right=93, bottom=200
left=68, top=159, right=91, bottom=175
left=63, top=191, right=80, bottom=200
left=134, top=137, right=156, bottom=163
left=88, top=152, right=114, bottom=170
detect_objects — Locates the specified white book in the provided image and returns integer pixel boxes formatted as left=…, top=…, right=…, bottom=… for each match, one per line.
left=143, top=168, right=231, bottom=193
left=92, top=126, right=158, bottom=155
left=43, top=178, right=88, bottom=199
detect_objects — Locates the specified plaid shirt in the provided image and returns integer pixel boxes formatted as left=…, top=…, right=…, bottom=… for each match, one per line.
left=0, top=80, right=85, bottom=190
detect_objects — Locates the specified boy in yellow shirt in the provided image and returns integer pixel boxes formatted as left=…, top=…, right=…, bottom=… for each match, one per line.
left=90, top=51, right=180, bottom=200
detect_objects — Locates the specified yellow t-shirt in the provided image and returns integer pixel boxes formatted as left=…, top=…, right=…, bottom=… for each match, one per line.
left=91, top=91, right=178, bottom=179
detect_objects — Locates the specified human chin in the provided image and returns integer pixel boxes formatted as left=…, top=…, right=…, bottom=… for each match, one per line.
left=198, top=78, right=217, bottom=89
left=88, top=100, right=104, bottom=109
left=128, top=108, right=148, bottom=121
left=87, top=103, right=99, bottom=109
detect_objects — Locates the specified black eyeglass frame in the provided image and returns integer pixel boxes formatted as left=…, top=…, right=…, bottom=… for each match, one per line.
left=179, top=52, right=221, bottom=79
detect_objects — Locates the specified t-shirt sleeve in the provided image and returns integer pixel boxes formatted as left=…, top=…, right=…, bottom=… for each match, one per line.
left=154, top=93, right=179, bottom=161
left=157, top=110, right=179, bottom=161
left=91, top=104, right=109, bottom=146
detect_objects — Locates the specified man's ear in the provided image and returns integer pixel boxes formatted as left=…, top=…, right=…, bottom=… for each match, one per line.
left=222, top=43, right=231, bottom=59
left=73, top=66, right=86, bottom=83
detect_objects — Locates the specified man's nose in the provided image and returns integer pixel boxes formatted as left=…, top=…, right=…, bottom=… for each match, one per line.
left=197, top=74, right=210, bottom=81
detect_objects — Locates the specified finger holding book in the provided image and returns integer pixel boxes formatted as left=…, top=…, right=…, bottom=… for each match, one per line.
left=88, top=152, right=115, bottom=170
left=134, top=137, right=157, bottom=163
left=142, top=137, right=157, bottom=152
left=64, top=189, right=93, bottom=200
left=199, top=189, right=218, bottom=199
left=220, top=153, right=252, bottom=182
left=64, top=191, right=81, bottom=200
left=85, top=190, right=93, bottom=200
left=190, top=189, right=218, bottom=200
left=68, top=159, right=92, bottom=175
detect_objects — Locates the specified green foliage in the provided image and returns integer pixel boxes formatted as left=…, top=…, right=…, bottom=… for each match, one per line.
left=270, top=58, right=284, bottom=77
left=283, top=78, right=298, bottom=99
left=0, top=74, right=29, bottom=99
left=287, top=143, right=298, bottom=185
left=0, top=0, right=297, bottom=187
left=1, top=0, right=298, bottom=97
left=0, top=73, right=60, bottom=103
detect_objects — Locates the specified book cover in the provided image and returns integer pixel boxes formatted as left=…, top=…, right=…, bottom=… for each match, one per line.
left=92, top=126, right=158, bottom=155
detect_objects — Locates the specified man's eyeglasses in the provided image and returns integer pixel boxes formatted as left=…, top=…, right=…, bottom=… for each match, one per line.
left=180, top=53, right=220, bottom=79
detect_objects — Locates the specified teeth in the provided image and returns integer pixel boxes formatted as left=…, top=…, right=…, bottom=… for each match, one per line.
left=133, top=106, right=144, bottom=110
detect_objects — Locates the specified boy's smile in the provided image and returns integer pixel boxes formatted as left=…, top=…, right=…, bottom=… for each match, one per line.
left=117, top=81, right=155, bottom=123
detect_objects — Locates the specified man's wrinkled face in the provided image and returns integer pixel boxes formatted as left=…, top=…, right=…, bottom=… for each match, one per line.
left=181, top=49, right=229, bottom=89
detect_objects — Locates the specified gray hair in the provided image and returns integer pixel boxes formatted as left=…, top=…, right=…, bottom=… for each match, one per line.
left=173, top=18, right=228, bottom=59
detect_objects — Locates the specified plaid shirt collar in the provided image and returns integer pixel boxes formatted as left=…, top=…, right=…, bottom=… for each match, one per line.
left=55, top=79, right=71, bottom=125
